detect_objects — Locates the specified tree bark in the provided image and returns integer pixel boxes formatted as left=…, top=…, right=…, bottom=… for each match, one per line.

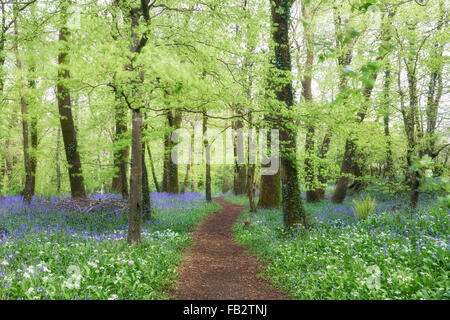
left=162, top=110, right=181, bottom=193
left=29, top=70, right=38, bottom=196
left=247, top=113, right=256, bottom=212
left=270, top=0, right=306, bottom=229
left=142, top=140, right=151, bottom=220
left=13, top=12, right=33, bottom=203
left=125, top=0, right=151, bottom=244
left=314, top=132, right=331, bottom=199
left=162, top=131, right=170, bottom=192
left=257, top=121, right=281, bottom=208
left=382, top=67, right=394, bottom=182
left=128, top=109, right=143, bottom=244
left=232, top=114, right=247, bottom=195
left=146, top=144, right=160, bottom=192
left=56, top=128, right=61, bottom=194
left=203, top=110, right=211, bottom=202
left=425, top=7, right=445, bottom=160
left=301, top=1, right=319, bottom=203
left=112, top=90, right=129, bottom=199
left=57, top=0, right=86, bottom=199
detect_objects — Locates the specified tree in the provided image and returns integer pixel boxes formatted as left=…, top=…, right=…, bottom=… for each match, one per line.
left=13, top=5, right=33, bottom=203
left=111, top=90, right=129, bottom=199
left=331, top=6, right=394, bottom=203
left=203, top=109, right=212, bottom=202
left=270, top=0, right=306, bottom=228
left=57, top=0, right=86, bottom=199
left=300, top=0, right=319, bottom=203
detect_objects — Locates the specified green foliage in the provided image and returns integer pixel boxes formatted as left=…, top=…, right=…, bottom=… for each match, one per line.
left=412, top=155, right=450, bottom=209
left=352, top=195, right=377, bottom=221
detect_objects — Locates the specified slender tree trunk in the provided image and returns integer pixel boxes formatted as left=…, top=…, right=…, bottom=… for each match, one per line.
left=270, top=0, right=306, bottom=229
left=20, top=98, right=33, bottom=203
left=13, top=13, right=33, bottom=203
left=314, top=132, right=331, bottom=199
left=162, top=110, right=181, bottom=193
left=232, top=114, right=247, bottom=195
left=247, top=122, right=256, bottom=212
left=329, top=6, right=355, bottom=204
left=203, top=110, right=211, bottom=202
left=4, top=139, right=13, bottom=185
left=128, top=109, right=143, bottom=244
left=112, top=91, right=129, bottom=199
left=146, top=144, right=160, bottom=192
left=398, top=50, right=419, bottom=209
left=181, top=163, right=191, bottom=194
left=425, top=6, right=445, bottom=159
left=142, top=140, right=151, bottom=220
left=257, top=120, right=281, bottom=208
left=168, top=111, right=181, bottom=193
left=57, top=0, right=86, bottom=199
left=301, top=0, right=319, bottom=203
left=162, top=132, right=170, bottom=192
left=56, top=128, right=61, bottom=194
left=406, top=72, right=419, bottom=209
left=382, top=67, right=394, bottom=182
left=0, top=158, right=4, bottom=192
left=29, top=73, right=38, bottom=196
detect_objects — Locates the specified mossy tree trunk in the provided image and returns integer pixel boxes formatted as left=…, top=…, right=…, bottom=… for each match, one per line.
left=270, top=0, right=306, bottom=229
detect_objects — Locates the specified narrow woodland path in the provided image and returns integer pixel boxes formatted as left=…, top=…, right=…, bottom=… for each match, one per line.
left=173, top=198, right=288, bottom=300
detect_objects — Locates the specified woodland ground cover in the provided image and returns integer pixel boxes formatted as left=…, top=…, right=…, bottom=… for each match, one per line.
left=231, top=190, right=449, bottom=300
left=0, top=193, right=219, bottom=300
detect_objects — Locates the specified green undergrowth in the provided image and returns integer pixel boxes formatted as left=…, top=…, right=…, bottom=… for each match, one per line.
left=233, top=198, right=449, bottom=300
left=0, top=198, right=220, bottom=300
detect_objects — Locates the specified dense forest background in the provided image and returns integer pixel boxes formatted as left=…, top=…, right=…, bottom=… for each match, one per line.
left=0, top=0, right=448, bottom=229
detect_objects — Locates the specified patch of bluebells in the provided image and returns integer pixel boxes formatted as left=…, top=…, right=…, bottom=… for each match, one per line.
left=234, top=194, right=449, bottom=299
left=0, top=192, right=218, bottom=299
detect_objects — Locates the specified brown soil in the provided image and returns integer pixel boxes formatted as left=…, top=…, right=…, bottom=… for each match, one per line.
left=173, top=198, right=288, bottom=300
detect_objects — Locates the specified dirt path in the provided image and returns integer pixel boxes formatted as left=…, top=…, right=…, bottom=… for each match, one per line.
left=173, top=198, right=288, bottom=300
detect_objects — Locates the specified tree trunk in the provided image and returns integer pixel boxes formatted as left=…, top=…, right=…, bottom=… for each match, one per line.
left=270, top=0, right=306, bottom=229
left=382, top=68, right=394, bottom=182
left=301, top=0, right=319, bottom=203
left=126, top=1, right=151, bottom=244
left=57, top=0, right=86, bottom=199
left=112, top=91, right=129, bottom=199
left=13, top=13, right=33, bottom=203
left=162, top=132, right=170, bottom=192
left=331, top=10, right=394, bottom=203
left=146, top=144, right=160, bottom=192
left=56, top=128, right=61, bottom=194
left=142, top=140, right=151, bottom=220
left=257, top=124, right=281, bottom=208
left=203, top=111, right=212, bottom=202
left=247, top=112, right=256, bottom=212
left=313, top=132, right=331, bottom=200
left=425, top=7, right=445, bottom=160
left=181, top=163, right=191, bottom=194
left=128, top=109, right=143, bottom=244
left=162, top=110, right=181, bottom=193
left=232, top=115, right=247, bottom=195
left=168, top=111, right=181, bottom=193
left=29, top=76, right=38, bottom=196
left=406, top=70, right=419, bottom=209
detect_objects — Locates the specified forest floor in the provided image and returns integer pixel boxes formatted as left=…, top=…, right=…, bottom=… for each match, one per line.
left=173, top=198, right=288, bottom=300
